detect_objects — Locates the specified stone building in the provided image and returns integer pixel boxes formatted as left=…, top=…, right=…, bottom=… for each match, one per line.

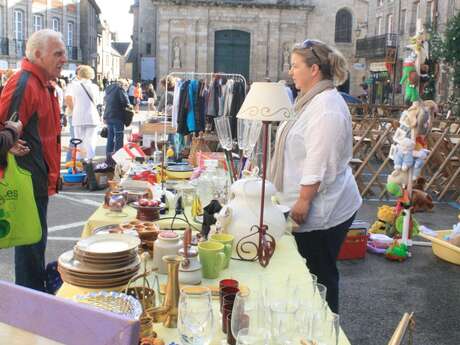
left=0, top=0, right=81, bottom=73
left=356, top=0, right=460, bottom=104
left=131, top=0, right=368, bottom=96
left=112, top=41, right=133, bottom=80
left=96, top=19, right=121, bottom=82
left=79, top=0, right=101, bottom=72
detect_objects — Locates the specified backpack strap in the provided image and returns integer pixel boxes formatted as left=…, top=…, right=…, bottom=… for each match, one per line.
left=7, top=71, right=30, bottom=122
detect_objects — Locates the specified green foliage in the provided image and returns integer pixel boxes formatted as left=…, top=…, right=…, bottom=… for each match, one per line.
left=443, top=12, right=460, bottom=87
left=427, top=28, right=445, bottom=62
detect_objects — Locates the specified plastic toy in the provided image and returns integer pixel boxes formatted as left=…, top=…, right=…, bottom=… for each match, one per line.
left=385, top=240, right=409, bottom=261
left=369, top=205, right=396, bottom=236
left=60, top=138, right=86, bottom=189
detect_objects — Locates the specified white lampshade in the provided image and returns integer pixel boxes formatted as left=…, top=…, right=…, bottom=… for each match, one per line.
left=237, top=82, right=294, bottom=122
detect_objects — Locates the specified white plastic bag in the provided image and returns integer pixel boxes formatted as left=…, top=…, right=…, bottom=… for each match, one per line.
left=112, top=143, right=146, bottom=172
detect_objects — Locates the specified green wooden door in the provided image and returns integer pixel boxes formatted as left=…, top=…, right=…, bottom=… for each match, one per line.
left=214, top=30, right=250, bottom=80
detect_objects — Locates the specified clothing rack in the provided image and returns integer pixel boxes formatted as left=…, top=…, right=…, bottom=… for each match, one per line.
left=162, top=71, right=247, bottom=137
left=165, top=72, right=247, bottom=91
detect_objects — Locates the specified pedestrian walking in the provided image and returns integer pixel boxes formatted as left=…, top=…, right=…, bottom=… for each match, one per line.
left=103, top=79, right=130, bottom=166
left=65, top=65, right=100, bottom=160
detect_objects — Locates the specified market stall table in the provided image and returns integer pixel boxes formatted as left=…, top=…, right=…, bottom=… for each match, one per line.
left=81, top=204, right=200, bottom=238
left=0, top=323, right=63, bottom=345
left=58, top=206, right=352, bottom=344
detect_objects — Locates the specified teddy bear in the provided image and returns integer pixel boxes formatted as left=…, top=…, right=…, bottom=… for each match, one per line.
left=412, top=148, right=429, bottom=179
left=369, top=205, right=396, bottom=236
left=387, top=169, right=410, bottom=186
left=411, top=177, right=434, bottom=212
left=393, top=137, right=415, bottom=172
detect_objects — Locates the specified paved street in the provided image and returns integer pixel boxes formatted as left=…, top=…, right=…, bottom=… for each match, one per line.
left=1, top=114, right=460, bottom=344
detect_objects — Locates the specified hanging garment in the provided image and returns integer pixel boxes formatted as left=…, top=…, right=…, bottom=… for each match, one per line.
left=218, top=80, right=227, bottom=117
left=222, top=79, right=235, bottom=117
left=186, top=79, right=198, bottom=133
left=193, top=80, right=206, bottom=133
left=177, top=80, right=190, bottom=135
left=172, top=78, right=183, bottom=128
left=206, top=79, right=221, bottom=117
left=229, top=81, right=246, bottom=138
left=196, top=81, right=208, bottom=133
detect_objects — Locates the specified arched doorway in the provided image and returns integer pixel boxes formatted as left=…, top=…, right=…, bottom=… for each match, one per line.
left=214, top=30, right=250, bottom=80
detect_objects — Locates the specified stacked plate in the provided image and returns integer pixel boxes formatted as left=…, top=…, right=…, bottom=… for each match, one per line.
left=58, top=234, right=141, bottom=288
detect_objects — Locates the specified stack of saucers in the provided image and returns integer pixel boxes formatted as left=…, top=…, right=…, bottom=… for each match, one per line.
left=58, top=234, right=141, bottom=288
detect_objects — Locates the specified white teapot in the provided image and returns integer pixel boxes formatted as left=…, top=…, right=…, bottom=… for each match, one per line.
left=218, top=177, right=286, bottom=257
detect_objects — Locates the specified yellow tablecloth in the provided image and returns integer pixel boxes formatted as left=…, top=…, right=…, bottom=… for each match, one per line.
left=57, top=234, right=351, bottom=345
left=0, top=322, right=64, bottom=345
left=81, top=204, right=200, bottom=238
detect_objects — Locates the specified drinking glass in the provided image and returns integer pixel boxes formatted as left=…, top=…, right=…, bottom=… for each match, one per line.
left=311, top=312, right=340, bottom=345
left=236, top=327, right=268, bottom=345
left=313, top=283, right=328, bottom=317
left=326, top=313, right=340, bottom=345
left=242, top=120, right=262, bottom=158
left=214, top=116, right=233, bottom=151
left=231, top=291, right=269, bottom=344
left=178, top=286, right=214, bottom=345
left=237, top=118, right=247, bottom=151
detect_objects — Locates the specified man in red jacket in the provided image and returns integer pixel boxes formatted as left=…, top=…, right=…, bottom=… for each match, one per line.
left=0, top=29, right=66, bottom=291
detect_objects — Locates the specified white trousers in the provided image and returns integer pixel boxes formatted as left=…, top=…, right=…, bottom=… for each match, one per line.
left=73, top=125, right=98, bottom=159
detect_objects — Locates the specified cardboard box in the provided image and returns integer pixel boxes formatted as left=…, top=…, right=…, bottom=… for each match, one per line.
left=94, top=172, right=114, bottom=189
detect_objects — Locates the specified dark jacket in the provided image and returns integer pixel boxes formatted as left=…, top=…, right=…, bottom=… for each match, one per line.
left=103, top=83, right=129, bottom=124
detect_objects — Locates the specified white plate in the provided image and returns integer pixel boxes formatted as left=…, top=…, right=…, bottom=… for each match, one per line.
left=76, top=234, right=140, bottom=255
left=58, top=250, right=140, bottom=274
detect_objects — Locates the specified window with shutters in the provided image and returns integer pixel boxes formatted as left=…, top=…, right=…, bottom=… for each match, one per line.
left=387, top=14, right=394, bottom=33
left=33, top=14, right=43, bottom=32
left=52, top=17, right=60, bottom=32
left=335, top=9, right=352, bottom=43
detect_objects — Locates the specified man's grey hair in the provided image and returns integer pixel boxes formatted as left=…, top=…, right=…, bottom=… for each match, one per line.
left=25, top=29, right=64, bottom=62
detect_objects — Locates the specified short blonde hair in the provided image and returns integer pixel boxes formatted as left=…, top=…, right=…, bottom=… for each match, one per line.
left=77, top=65, right=95, bottom=80
left=26, top=29, right=64, bottom=62
left=292, top=40, right=349, bottom=86
left=118, top=79, right=129, bottom=88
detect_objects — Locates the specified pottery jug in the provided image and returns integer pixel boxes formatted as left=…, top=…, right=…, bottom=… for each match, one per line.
left=222, top=177, right=286, bottom=257
left=153, top=231, right=183, bottom=274
left=108, top=191, right=128, bottom=212
left=178, top=246, right=202, bottom=285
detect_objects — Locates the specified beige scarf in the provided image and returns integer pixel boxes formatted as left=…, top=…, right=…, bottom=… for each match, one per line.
left=269, top=79, right=334, bottom=192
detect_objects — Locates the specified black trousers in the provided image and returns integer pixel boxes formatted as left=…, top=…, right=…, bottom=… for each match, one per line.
left=15, top=196, right=49, bottom=292
left=293, top=213, right=356, bottom=314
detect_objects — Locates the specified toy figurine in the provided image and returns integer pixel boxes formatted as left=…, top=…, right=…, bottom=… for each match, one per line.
left=393, top=138, right=415, bottom=172
left=385, top=240, right=409, bottom=262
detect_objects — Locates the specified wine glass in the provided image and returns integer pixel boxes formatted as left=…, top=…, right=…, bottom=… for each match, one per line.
left=214, top=116, right=233, bottom=151
left=231, top=291, right=269, bottom=344
left=236, top=327, right=268, bottom=345
left=178, top=286, right=214, bottom=345
left=310, top=312, right=340, bottom=345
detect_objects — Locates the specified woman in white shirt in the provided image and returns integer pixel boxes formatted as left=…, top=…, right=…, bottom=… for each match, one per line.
left=65, top=65, right=100, bottom=160
left=270, top=39, right=362, bottom=314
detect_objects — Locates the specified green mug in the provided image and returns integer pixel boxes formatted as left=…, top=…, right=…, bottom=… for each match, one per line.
left=198, top=241, right=226, bottom=279
left=209, top=233, right=234, bottom=269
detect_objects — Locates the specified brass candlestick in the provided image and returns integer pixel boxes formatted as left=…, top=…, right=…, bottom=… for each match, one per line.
left=162, top=255, right=183, bottom=328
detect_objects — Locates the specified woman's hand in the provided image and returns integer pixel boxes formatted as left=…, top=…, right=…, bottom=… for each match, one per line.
left=10, top=139, right=30, bottom=156
left=290, top=198, right=310, bottom=226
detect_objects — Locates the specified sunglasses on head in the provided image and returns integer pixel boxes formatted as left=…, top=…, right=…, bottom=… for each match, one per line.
left=300, top=39, right=322, bottom=66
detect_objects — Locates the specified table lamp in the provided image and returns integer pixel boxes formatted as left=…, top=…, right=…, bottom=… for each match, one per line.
left=236, top=82, right=294, bottom=267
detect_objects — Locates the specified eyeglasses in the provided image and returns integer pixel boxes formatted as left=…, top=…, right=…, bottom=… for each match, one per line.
left=300, top=39, right=322, bottom=66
